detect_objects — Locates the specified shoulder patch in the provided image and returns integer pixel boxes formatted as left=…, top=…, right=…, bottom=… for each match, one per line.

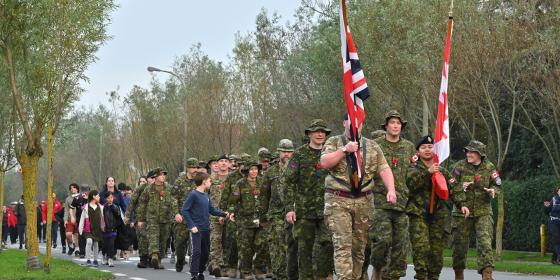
left=454, top=168, right=461, bottom=176
left=410, top=154, right=418, bottom=163
left=290, top=161, right=298, bottom=170
left=491, top=170, right=502, bottom=186
left=449, top=178, right=457, bottom=184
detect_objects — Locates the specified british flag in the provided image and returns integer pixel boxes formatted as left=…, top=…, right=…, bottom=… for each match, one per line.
left=339, top=0, right=369, bottom=189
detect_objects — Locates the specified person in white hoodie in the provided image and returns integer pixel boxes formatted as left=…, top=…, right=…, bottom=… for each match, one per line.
left=79, top=190, right=105, bottom=267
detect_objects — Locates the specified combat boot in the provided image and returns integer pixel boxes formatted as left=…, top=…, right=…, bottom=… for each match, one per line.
left=176, top=257, right=185, bottom=272
left=371, top=268, right=382, bottom=280
left=137, top=256, right=148, bottom=268
left=156, top=255, right=165, bottom=269
left=454, top=269, right=464, bottom=280
left=151, top=254, right=159, bottom=269
left=242, top=273, right=254, bottom=280
left=255, top=270, right=266, bottom=280
left=226, top=268, right=237, bottom=278
left=326, top=274, right=334, bottom=280
left=481, top=267, right=493, bottom=280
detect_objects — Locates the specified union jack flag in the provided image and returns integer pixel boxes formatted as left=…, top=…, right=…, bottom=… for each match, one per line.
left=339, top=0, right=369, bottom=190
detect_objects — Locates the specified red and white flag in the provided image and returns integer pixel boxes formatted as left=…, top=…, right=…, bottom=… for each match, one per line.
left=339, top=0, right=369, bottom=187
left=434, top=15, right=454, bottom=164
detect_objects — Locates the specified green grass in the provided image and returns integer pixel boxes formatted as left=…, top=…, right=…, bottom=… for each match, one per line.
left=0, top=249, right=113, bottom=280
left=440, top=249, right=560, bottom=276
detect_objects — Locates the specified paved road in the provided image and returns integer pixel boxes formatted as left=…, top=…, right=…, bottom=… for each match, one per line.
left=7, top=243, right=556, bottom=280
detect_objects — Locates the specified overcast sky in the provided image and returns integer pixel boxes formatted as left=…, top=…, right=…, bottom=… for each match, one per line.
left=78, top=0, right=301, bottom=107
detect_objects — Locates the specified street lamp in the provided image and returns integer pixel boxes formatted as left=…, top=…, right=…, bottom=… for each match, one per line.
left=147, top=66, right=188, bottom=170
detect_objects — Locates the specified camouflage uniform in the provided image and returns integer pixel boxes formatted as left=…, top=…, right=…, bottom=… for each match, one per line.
left=368, top=134, right=415, bottom=280
left=263, top=140, right=294, bottom=280
left=451, top=140, right=501, bottom=276
left=124, top=180, right=151, bottom=267
left=228, top=164, right=269, bottom=279
left=208, top=172, right=229, bottom=274
left=406, top=148, right=465, bottom=280
left=323, top=134, right=389, bottom=280
left=171, top=159, right=198, bottom=271
left=221, top=170, right=243, bottom=276
left=285, top=120, right=334, bottom=280
left=137, top=174, right=178, bottom=268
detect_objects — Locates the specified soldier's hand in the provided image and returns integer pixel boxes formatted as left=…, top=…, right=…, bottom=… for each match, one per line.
left=544, top=201, right=551, bottom=207
left=219, top=217, right=225, bottom=224
left=428, top=163, right=439, bottom=174
left=386, top=191, right=397, bottom=204
left=137, top=222, right=144, bottom=229
left=286, top=211, right=296, bottom=224
left=483, top=187, right=495, bottom=199
left=191, top=226, right=199, bottom=234
left=461, top=206, right=470, bottom=218
left=462, top=182, right=473, bottom=192
left=229, top=213, right=235, bottom=222
left=175, top=214, right=183, bottom=223
left=123, top=217, right=129, bottom=225
left=344, top=141, right=359, bottom=153
left=129, top=222, right=135, bottom=228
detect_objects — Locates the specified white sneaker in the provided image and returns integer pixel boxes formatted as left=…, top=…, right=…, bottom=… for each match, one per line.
left=102, top=255, right=108, bottom=265
left=108, top=258, right=114, bottom=267
left=170, top=252, right=175, bottom=264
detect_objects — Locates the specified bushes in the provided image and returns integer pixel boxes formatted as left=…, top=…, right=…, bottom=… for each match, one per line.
left=499, top=176, right=559, bottom=251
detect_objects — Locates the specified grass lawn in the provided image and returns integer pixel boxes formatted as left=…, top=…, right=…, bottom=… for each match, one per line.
left=441, top=249, right=560, bottom=276
left=0, top=249, right=113, bottom=280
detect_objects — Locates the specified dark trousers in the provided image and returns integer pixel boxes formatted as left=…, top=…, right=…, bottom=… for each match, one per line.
left=103, top=236, right=116, bottom=258
left=51, top=221, right=59, bottom=245
left=79, top=233, right=86, bottom=254
left=1, top=225, right=8, bottom=243
left=549, top=221, right=560, bottom=262
left=59, top=222, right=66, bottom=247
left=190, top=230, right=210, bottom=274
left=17, top=224, right=26, bottom=248
left=10, top=227, right=18, bottom=244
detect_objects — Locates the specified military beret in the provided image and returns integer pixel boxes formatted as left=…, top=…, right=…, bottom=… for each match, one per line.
left=415, top=135, right=434, bottom=150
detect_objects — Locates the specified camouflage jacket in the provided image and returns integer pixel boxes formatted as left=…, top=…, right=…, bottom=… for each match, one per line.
left=172, top=174, right=196, bottom=218
left=124, top=183, right=149, bottom=220
left=284, top=144, right=328, bottom=219
left=228, top=176, right=268, bottom=228
left=220, top=171, right=243, bottom=211
left=406, top=159, right=465, bottom=217
left=450, top=159, right=502, bottom=217
left=209, top=173, right=229, bottom=221
left=373, top=136, right=415, bottom=211
left=263, top=161, right=289, bottom=219
left=137, top=182, right=178, bottom=224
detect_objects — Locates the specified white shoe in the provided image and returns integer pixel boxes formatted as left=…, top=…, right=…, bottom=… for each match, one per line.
left=108, top=258, right=114, bottom=267
left=170, top=252, right=175, bottom=264
left=102, top=255, right=108, bottom=265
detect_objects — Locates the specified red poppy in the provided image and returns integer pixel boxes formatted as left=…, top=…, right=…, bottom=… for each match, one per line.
left=252, top=190, right=259, bottom=197
left=315, top=163, right=322, bottom=169
left=475, top=175, right=481, bottom=182
left=391, top=158, right=398, bottom=166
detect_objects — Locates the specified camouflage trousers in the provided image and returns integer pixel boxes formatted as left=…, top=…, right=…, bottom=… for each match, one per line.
left=408, top=208, right=449, bottom=280
left=293, top=217, right=334, bottom=279
left=136, top=225, right=149, bottom=257
left=146, top=222, right=170, bottom=257
left=361, top=241, right=371, bottom=280
left=369, top=209, right=409, bottom=280
left=451, top=215, right=494, bottom=273
left=208, top=218, right=224, bottom=270
left=268, top=217, right=288, bottom=280
left=173, top=222, right=190, bottom=262
left=286, top=223, right=298, bottom=280
left=324, top=192, right=374, bottom=280
left=238, top=225, right=268, bottom=275
left=223, top=221, right=238, bottom=270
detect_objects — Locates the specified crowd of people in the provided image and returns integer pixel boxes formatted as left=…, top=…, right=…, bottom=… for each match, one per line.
left=5, top=110, right=559, bottom=280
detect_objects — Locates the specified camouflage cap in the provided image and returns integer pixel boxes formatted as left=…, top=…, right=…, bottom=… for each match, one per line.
left=146, top=169, right=157, bottom=178
left=381, top=110, right=408, bottom=130
left=370, top=130, right=386, bottom=139
left=151, top=167, right=168, bottom=177
left=186, top=157, right=199, bottom=168
left=199, top=160, right=208, bottom=168
left=228, top=154, right=239, bottom=161
left=463, top=140, right=487, bottom=158
left=258, top=147, right=272, bottom=161
left=207, top=155, right=219, bottom=164
left=305, top=119, right=332, bottom=135
left=242, top=160, right=262, bottom=172
left=239, top=153, right=252, bottom=165
left=277, top=139, right=295, bottom=152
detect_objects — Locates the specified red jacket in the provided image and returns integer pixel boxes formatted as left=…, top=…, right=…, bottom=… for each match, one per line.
left=41, top=199, right=62, bottom=223
left=7, top=208, right=17, bottom=228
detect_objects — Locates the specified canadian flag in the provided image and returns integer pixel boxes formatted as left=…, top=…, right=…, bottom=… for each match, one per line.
left=434, top=15, right=454, bottom=164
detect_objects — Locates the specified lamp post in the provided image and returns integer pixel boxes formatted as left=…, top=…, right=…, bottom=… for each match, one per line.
left=147, top=66, right=188, bottom=170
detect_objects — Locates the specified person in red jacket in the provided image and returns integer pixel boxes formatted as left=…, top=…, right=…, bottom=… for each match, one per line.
left=42, top=193, right=63, bottom=248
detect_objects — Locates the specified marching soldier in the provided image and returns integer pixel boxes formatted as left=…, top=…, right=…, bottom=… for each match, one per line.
left=208, top=155, right=230, bottom=276
left=406, top=136, right=469, bottom=280
left=285, top=119, right=335, bottom=280
left=370, top=110, right=416, bottom=280
left=451, top=140, right=501, bottom=280
left=137, top=167, right=182, bottom=269
left=171, top=158, right=199, bottom=272
left=263, top=139, right=295, bottom=280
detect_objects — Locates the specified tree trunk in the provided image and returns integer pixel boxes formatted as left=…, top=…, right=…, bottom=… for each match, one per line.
left=422, top=95, right=429, bottom=136
left=44, top=124, right=55, bottom=272
left=19, top=152, right=41, bottom=270
left=0, top=170, right=5, bottom=253
left=495, top=191, right=504, bottom=260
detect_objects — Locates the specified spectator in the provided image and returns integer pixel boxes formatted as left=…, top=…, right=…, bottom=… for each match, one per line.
left=102, top=192, right=122, bottom=267
left=15, top=195, right=26, bottom=250
left=544, top=186, right=560, bottom=265
left=72, top=185, right=90, bottom=258
left=64, top=183, right=80, bottom=256
left=41, top=193, right=62, bottom=248
left=100, top=177, right=126, bottom=213
left=79, top=190, right=104, bottom=267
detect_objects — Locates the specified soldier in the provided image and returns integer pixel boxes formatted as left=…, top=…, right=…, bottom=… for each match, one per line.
left=199, top=161, right=209, bottom=174
left=285, top=119, right=335, bottom=280
left=208, top=155, right=230, bottom=276
left=228, top=154, right=239, bottom=173
left=136, top=167, right=182, bottom=269
left=369, top=110, right=416, bottom=280
left=208, top=155, right=220, bottom=174
left=228, top=160, right=269, bottom=279
left=451, top=140, right=501, bottom=280
left=406, top=136, right=469, bottom=280
left=171, top=158, right=199, bottom=272
left=258, top=148, right=272, bottom=171
left=124, top=170, right=156, bottom=268
left=263, top=139, right=295, bottom=280
left=320, top=114, right=397, bottom=280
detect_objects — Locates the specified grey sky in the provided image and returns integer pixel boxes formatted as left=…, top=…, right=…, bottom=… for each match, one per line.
left=78, top=0, right=301, bottom=107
